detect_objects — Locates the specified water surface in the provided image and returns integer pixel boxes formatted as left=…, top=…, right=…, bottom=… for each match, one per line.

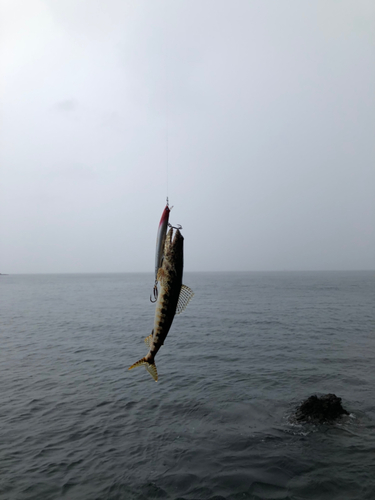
left=1, top=272, right=374, bottom=499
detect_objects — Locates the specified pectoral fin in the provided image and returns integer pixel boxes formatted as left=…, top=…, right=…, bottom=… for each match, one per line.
left=176, top=285, right=194, bottom=315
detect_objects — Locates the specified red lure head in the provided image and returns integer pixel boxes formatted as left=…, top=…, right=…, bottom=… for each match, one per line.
left=159, top=205, right=170, bottom=227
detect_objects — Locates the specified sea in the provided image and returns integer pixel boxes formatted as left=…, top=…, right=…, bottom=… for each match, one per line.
left=1, top=271, right=374, bottom=500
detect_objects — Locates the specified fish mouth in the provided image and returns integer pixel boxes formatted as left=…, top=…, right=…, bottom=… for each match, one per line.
left=164, top=226, right=183, bottom=257
left=172, top=227, right=183, bottom=242
left=171, top=227, right=183, bottom=247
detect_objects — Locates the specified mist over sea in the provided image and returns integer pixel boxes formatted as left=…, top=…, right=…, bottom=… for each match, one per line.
left=1, top=271, right=375, bottom=500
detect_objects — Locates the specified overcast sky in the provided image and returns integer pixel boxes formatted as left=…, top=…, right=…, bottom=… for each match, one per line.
left=1, top=0, right=374, bottom=273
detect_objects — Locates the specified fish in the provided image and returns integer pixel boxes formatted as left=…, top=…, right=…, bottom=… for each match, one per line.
left=129, top=226, right=194, bottom=381
left=150, top=203, right=170, bottom=302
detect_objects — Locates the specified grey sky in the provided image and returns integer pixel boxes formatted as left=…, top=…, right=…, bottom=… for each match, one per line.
left=1, top=0, right=374, bottom=273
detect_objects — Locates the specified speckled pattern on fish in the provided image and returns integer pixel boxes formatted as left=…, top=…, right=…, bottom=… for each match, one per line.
left=129, top=227, right=194, bottom=381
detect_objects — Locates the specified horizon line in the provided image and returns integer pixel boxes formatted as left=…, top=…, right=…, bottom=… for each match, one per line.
left=1, top=269, right=374, bottom=275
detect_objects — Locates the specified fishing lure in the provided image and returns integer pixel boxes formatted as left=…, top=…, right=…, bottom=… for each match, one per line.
left=150, top=202, right=170, bottom=302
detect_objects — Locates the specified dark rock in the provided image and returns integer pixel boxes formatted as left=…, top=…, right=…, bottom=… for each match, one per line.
left=295, top=393, right=349, bottom=423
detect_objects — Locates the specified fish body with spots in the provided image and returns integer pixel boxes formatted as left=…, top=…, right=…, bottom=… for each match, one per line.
left=129, top=226, right=194, bottom=381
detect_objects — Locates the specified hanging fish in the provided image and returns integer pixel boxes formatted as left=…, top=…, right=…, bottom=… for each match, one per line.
left=150, top=203, right=170, bottom=302
left=129, top=226, right=194, bottom=381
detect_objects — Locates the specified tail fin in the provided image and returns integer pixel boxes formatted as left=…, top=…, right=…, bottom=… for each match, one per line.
left=128, top=357, right=158, bottom=382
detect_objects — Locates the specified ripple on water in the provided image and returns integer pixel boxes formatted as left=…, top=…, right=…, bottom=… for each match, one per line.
left=1, top=272, right=375, bottom=500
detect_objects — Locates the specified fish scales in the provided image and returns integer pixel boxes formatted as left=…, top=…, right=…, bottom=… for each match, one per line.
left=151, top=266, right=181, bottom=353
left=129, top=226, right=194, bottom=381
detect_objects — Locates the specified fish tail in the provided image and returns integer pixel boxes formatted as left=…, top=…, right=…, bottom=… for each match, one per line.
left=128, top=357, right=158, bottom=382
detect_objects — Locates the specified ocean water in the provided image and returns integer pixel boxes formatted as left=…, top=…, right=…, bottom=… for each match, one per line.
left=1, top=271, right=375, bottom=500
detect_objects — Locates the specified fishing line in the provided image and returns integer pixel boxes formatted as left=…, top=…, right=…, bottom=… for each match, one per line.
left=165, top=0, right=169, bottom=204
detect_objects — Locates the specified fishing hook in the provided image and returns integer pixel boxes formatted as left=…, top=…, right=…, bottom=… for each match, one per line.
left=168, top=223, right=182, bottom=230
left=150, top=281, right=158, bottom=303
left=165, top=199, right=174, bottom=211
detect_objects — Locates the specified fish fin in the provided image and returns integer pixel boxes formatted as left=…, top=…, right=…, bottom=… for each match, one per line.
left=176, top=285, right=194, bottom=315
left=128, top=357, right=158, bottom=382
left=144, top=333, right=153, bottom=347
left=145, top=361, right=158, bottom=381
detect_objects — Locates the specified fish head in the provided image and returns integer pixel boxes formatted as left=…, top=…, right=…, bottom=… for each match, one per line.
left=164, top=227, right=184, bottom=265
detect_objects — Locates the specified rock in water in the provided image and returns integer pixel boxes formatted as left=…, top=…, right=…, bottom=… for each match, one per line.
left=295, top=394, right=349, bottom=423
